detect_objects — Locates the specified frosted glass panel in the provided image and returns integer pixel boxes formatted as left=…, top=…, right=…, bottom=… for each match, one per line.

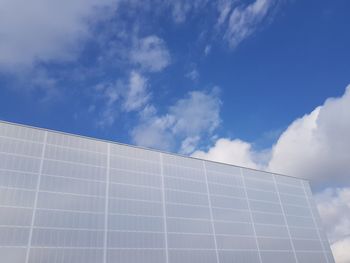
left=167, top=233, right=215, bottom=249
left=169, top=250, right=217, bottom=263
left=107, top=249, right=165, bottom=263
left=108, top=232, right=164, bottom=248
left=257, top=237, right=293, bottom=250
left=260, top=251, right=296, bottom=263
left=29, top=248, right=103, bottom=263
left=219, top=251, right=260, bottom=263
left=166, top=218, right=212, bottom=234
left=216, top=235, right=257, bottom=249
left=0, top=122, right=334, bottom=263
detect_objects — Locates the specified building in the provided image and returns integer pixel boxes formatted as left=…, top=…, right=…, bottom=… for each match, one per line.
left=0, top=121, right=335, bottom=263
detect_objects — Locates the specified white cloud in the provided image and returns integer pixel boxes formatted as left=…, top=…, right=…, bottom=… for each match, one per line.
left=0, top=0, right=280, bottom=75
left=316, top=188, right=350, bottom=263
left=170, top=88, right=221, bottom=136
left=192, top=138, right=259, bottom=169
left=123, top=71, right=150, bottom=112
left=268, top=85, right=350, bottom=188
left=130, top=35, right=171, bottom=73
left=223, top=0, right=276, bottom=48
left=94, top=71, right=150, bottom=127
left=131, top=113, right=175, bottom=150
left=331, top=237, right=350, bottom=263
left=195, top=85, right=350, bottom=187
left=131, top=88, right=221, bottom=152
left=316, top=188, right=350, bottom=244
left=0, top=0, right=118, bottom=71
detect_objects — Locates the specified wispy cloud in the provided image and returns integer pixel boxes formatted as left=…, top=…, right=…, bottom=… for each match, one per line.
left=0, top=0, right=278, bottom=73
left=0, top=0, right=282, bottom=100
left=123, top=71, right=150, bottom=112
left=220, top=0, right=277, bottom=48
left=130, top=35, right=171, bottom=73
left=166, top=0, right=209, bottom=23
left=185, top=64, right=199, bottom=82
left=93, top=70, right=151, bottom=127
left=131, top=88, right=221, bottom=152
left=204, top=45, right=211, bottom=56
left=216, top=0, right=233, bottom=26
left=93, top=81, right=120, bottom=127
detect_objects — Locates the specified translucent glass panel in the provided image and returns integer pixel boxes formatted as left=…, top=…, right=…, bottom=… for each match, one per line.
left=162, top=154, right=216, bottom=263
left=0, top=123, right=45, bottom=263
left=0, top=122, right=44, bottom=142
left=28, top=248, right=103, bottom=263
left=0, top=122, right=109, bottom=263
left=106, top=146, right=166, bottom=263
left=0, top=121, right=335, bottom=263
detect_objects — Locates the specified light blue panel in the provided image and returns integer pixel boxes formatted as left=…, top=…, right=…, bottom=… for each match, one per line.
left=0, top=121, right=335, bottom=263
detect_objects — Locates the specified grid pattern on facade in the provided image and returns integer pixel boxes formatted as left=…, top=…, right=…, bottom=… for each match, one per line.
left=0, top=121, right=335, bottom=263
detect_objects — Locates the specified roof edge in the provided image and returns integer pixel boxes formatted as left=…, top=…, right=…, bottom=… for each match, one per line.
left=0, top=119, right=309, bottom=182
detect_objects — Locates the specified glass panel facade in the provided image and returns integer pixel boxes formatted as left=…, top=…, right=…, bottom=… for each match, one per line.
left=0, top=121, right=335, bottom=263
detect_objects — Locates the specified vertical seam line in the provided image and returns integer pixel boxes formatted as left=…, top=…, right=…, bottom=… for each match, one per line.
left=273, top=175, right=299, bottom=263
left=302, top=183, right=329, bottom=263
left=160, top=153, right=169, bottom=263
left=103, top=143, right=110, bottom=263
left=240, top=168, right=263, bottom=263
left=25, top=130, right=47, bottom=263
left=203, top=161, right=220, bottom=263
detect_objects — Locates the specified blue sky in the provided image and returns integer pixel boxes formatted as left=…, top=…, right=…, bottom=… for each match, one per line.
left=1, top=0, right=350, bottom=261
left=1, top=0, right=349, bottom=150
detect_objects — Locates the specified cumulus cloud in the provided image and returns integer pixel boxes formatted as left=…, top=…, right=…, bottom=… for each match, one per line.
left=268, top=85, right=350, bottom=188
left=195, top=85, right=350, bottom=187
left=130, top=35, right=171, bottom=73
left=193, top=138, right=260, bottom=168
left=0, top=0, right=118, bottom=71
left=219, top=0, right=276, bottom=48
left=131, top=88, right=221, bottom=152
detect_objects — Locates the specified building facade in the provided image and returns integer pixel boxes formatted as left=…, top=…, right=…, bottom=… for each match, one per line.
left=0, top=121, right=335, bottom=263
